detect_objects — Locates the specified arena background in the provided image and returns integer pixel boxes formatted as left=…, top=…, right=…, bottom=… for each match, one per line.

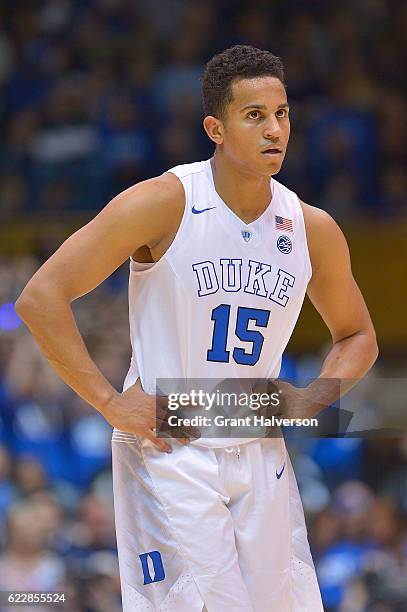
left=0, top=1, right=406, bottom=610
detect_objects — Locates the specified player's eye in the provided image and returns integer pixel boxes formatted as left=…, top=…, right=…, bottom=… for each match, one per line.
left=247, top=110, right=261, bottom=119
left=276, top=108, right=289, bottom=118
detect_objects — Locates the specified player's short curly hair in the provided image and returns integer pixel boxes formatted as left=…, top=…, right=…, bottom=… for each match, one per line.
left=202, top=45, right=285, bottom=121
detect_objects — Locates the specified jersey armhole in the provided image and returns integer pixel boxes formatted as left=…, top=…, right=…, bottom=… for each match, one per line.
left=297, top=197, right=313, bottom=282
left=130, top=171, right=189, bottom=275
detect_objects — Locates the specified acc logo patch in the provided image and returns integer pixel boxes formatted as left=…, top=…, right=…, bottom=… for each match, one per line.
left=277, top=235, right=292, bottom=254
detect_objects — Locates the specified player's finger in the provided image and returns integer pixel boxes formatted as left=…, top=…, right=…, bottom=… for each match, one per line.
left=159, top=420, right=201, bottom=441
left=154, top=415, right=170, bottom=428
left=154, top=397, right=178, bottom=421
left=163, top=421, right=201, bottom=438
left=178, top=426, right=201, bottom=440
left=154, top=422, right=194, bottom=445
left=149, top=400, right=168, bottom=421
left=172, top=427, right=201, bottom=444
left=145, top=429, right=172, bottom=453
left=154, top=426, right=191, bottom=444
left=178, top=437, right=191, bottom=445
left=262, top=403, right=281, bottom=419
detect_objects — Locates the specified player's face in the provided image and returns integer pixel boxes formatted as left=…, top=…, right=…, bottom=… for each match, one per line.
left=222, top=76, right=290, bottom=176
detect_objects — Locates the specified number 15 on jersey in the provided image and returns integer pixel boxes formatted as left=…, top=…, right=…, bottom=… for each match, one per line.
left=207, top=304, right=270, bottom=366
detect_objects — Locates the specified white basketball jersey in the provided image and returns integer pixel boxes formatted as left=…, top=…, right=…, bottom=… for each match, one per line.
left=122, top=159, right=312, bottom=447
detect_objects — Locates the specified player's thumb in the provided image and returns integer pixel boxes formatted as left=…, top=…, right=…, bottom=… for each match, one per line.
left=125, top=378, right=144, bottom=393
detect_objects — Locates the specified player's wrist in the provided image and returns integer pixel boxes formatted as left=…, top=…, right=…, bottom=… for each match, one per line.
left=303, top=378, right=341, bottom=414
left=95, top=387, right=121, bottom=420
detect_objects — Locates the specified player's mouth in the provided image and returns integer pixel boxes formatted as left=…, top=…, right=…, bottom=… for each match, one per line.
left=261, top=147, right=283, bottom=157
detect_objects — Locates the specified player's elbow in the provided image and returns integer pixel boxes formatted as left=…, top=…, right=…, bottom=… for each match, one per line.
left=15, top=286, right=44, bottom=321
left=365, top=326, right=379, bottom=370
left=356, top=312, right=379, bottom=371
left=371, top=333, right=379, bottom=365
left=15, top=282, right=56, bottom=321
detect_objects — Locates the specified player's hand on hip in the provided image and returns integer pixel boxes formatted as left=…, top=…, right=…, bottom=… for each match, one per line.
left=265, top=379, right=336, bottom=420
left=103, top=379, right=195, bottom=452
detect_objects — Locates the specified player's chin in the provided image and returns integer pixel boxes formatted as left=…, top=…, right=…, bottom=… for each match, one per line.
left=259, top=152, right=285, bottom=174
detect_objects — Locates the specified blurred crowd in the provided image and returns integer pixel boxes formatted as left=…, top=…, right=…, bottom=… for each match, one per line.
left=0, top=0, right=406, bottom=220
left=1, top=256, right=407, bottom=611
left=0, top=255, right=128, bottom=610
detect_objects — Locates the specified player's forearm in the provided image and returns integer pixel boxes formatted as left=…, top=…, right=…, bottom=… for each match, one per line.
left=319, top=330, right=378, bottom=382
left=303, top=330, right=378, bottom=410
left=15, top=292, right=118, bottom=415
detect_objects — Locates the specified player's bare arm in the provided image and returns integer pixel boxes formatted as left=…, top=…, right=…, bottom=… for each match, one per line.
left=276, top=202, right=379, bottom=419
left=304, top=201, right=378, bottom=375
left=15, top=172, right=187, bottom=452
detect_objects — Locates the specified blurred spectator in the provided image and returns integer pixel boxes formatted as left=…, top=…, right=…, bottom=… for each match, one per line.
left=339, top=499, right=407, bottom=611
left=315, top=481, right=376, bottom=609
left=378, top=162, right=407, bottom=218
left=320, top=173, right=359, bottom=221
left=153, top=34, right=204, bottom=114
left=0, top=446, right=16, bottom=522
left=0, top=500, right=65, bottom=591
left=98, top=96, right=154, bottom=195
left=0, top=173, right=28, bottom=218
left=13, top=456, right=49, bottom=497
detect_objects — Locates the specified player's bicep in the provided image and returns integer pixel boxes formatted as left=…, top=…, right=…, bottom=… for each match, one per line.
left=19, top=175, right=181, bottom=303
left=306, top=209, right=373, bottom=343
left=38, top=222, right=135, bottom=302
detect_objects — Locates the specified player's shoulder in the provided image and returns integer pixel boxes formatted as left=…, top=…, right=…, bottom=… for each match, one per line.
left=116, top=160, right=206, bottom=211
left=272, top=178, right=344, bottom=241
left=123, top=172, right=183, bottom=204
left=300, top=200, right=345, bottom=239
left=165, top=159, right=208, bottom=180
left=98, top=172, right=185, bottom=249
left=111, top=172, right=184, bottom=227
left=299, top=200, right=350, bottom=272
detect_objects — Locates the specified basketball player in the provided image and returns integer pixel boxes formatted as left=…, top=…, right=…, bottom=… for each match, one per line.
left=16, top=46, right=378, bottom=611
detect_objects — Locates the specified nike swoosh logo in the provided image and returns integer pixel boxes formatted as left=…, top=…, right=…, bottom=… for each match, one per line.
left=276, top=463, right=285, bottom=479
left=191, top=205, right=216, bottom=214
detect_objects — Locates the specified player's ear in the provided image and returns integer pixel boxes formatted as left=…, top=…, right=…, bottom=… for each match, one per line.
left=203, top=115, right=224, bottom=145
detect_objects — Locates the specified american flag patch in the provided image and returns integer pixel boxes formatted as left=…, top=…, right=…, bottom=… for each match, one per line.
left=275, top=215, right=293, bottom=232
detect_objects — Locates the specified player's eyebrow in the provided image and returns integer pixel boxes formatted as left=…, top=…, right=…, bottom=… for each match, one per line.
left=239, top=103, right=289, bottom=112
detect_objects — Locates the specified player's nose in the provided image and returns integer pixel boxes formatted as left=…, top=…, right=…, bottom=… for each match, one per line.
left=263, top=115, right=282, bottom=140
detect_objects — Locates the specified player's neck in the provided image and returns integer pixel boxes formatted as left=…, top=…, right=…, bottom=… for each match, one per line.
left=210, top=154, right=272, bottom=224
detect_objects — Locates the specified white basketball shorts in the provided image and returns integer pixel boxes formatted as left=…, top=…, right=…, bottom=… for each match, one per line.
left=111, top=433, right=324, bottom=611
